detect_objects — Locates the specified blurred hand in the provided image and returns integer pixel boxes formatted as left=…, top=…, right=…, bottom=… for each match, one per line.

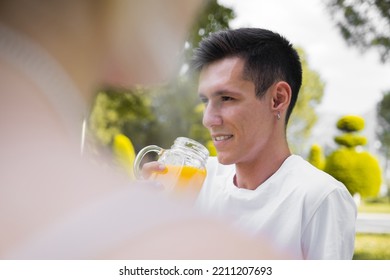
left=141, top=161, right=166, bottom=179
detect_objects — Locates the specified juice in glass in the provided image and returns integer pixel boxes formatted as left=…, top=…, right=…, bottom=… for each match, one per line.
left=151, top=165, right=207, bottom=193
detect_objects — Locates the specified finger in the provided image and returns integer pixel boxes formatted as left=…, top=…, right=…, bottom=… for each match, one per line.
left=141, top=161, right=166, bottom=179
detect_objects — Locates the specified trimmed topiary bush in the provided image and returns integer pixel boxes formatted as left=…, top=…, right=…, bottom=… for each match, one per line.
left=308, top=143, right=325, bottom=170
left=334, top=133, right=367, bottom=147
left=324, top=115, right=382, bottom=198
left=325, top=147, right=382, bottom=197
left=336, top=115, right=365, bottom=132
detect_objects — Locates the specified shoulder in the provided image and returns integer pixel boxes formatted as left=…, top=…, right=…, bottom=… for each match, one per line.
left=279, top=155, right=353, bottom=205
left=283, top=155, right=345, bottom=190
left=282, top=156, right=356, bottom=232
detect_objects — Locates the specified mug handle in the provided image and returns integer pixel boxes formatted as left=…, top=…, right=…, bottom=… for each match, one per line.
left=133, top=145, right=163, bottom=179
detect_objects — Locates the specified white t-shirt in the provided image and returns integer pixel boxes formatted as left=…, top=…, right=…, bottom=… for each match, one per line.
left=197, top=155, right=357, bottom=259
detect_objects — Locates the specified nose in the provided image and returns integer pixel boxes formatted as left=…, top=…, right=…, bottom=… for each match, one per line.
left=202, top=103, right=223, bottom=129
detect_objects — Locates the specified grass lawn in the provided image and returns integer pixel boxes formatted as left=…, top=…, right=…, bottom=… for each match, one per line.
left=353, top=233, right=390, bottom=260
left=354, top=196, right=390, bottom=259
left=358, top=196, right=390, bottom=213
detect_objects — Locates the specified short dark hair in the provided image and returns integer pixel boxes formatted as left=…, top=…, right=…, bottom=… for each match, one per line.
left=191, top=28, right=302, bottom=123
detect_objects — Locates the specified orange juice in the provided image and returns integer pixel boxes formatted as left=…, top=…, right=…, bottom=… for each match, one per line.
left=151, top=165, right=207, bottom=193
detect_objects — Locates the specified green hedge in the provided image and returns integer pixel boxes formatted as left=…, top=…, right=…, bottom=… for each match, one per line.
left=324, top=147, right=382, bottom=197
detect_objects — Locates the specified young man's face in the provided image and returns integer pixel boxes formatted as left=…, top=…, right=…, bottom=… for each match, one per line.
left=198, top=57, right=276, bottom=166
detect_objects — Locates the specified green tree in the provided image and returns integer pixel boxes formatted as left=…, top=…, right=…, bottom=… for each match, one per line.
left=324, top=0, right=390, bottom=62
left=287, top=48, right=325, bottom=154
left=377, top=91, right=390, bottom=187
left=88, top=88, right=157, bottom=151
left=325, top=115, right=382, bottom=197
left=185, top=0, right=235, bottom=61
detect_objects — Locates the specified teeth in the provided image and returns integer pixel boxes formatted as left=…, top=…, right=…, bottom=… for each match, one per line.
left=214, top=135, right=232, bottom=141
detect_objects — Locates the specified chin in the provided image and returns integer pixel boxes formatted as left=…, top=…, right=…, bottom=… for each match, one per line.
left=216, top=154, right=235, bottom=165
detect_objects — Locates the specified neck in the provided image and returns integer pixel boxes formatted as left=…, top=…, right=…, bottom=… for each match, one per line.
left=234, top=137, right=291, bottom=190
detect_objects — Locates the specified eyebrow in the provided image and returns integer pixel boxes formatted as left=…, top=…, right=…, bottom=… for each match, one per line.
left=198, top=90, right=242, bottom=99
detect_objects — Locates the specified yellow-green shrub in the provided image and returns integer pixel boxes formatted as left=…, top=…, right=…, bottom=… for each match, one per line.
left=334, top=133, right=367, bottom=147
left=112, top=134, right=136, bottom=178
left=336, top=115, right=365, bottom=132
left=324, top=114, right=382, bottom=198
left=206, top=140, right=217, bottom=157
left=324, top=147, right=382, bottom=197
left=308, top=143, right=325, bottom=170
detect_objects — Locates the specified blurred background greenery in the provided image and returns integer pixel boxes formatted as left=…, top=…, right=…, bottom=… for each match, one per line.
left=354, top=196, right=390, bottom=260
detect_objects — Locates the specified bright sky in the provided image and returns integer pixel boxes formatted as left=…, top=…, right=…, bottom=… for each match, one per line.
left=219, top=0, right=390, bottom=115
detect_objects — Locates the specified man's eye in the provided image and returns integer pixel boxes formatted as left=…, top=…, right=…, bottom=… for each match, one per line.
left=221, top=96, right=234, bottom=101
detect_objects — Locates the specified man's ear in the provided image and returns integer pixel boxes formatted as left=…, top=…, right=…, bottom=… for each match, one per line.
left=271, top=81, right=291, bottom=113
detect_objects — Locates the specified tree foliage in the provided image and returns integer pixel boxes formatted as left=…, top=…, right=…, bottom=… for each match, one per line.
left=88, top=88, right=157, bottom=151
left=185, top=0, right=235, bottom=61
left=287, top=48, right=325, bottom=154
left=377, top=91, right=390, bottom=155
left=377, top=91, right=390, bottom=181
left=324, top=0, right=390, bottom=62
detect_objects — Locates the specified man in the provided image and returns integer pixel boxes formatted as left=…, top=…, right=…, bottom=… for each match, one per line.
left=0, top=0, right=279, bottom=259
left=191, top=28, right=357, bottom=259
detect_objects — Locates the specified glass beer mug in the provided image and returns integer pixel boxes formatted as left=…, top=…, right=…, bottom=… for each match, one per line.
left=133, top=137, right=209, bottom=193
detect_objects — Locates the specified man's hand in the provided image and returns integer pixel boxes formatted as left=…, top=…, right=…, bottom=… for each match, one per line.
left=140, top=161, right=166, bottom=179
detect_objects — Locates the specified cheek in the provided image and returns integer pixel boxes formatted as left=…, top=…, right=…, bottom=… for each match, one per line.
left=239, top=107, right=272, bottom=141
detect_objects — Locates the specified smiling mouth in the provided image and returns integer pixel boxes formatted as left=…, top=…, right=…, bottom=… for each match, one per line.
left=213, top=135, right=233, bottom=141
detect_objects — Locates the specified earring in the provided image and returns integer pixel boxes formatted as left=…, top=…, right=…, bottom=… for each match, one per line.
left=277, top=111, right=281, bottom=120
